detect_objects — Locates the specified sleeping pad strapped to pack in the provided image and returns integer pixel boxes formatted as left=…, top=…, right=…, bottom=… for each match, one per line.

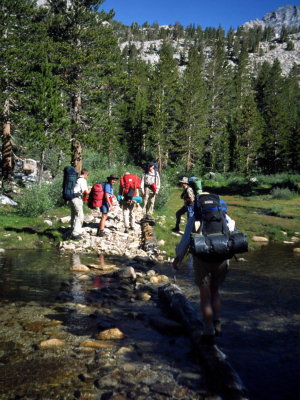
left=190, top=194, right=248, bottom=261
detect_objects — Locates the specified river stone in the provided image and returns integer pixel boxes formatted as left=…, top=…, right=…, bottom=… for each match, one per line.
left=252, top=236, right=269, bottom=242
left=0, top=248, right=5, bottom=253
left=293, top=248, right=300, bottom=253
left=157, top=274, right=169, bottom=283
left=116, top=266, right=136, bottom=280
left=71, top=263, right=90, bottom=272
left=291, top=236, right=300, bottom=242
left=115, top=345, right=134, bottom=355
left=146, top=269, right=156, bottom=276
left=95, top=328, right=125, bottom=340
left=137, top=292, right=151, bottom=301
left=60, top=216, right=71, bottom=223
left=39, top=338, right=66, bottom=348
left=149, top=276, right=159, bottom=284
left=122, top=362, right=137, bottom=372
left=80, top=340, right=114, bottom=349
left=77, top=274, right=91, bottom=281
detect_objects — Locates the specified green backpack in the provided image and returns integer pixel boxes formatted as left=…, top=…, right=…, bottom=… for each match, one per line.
left=188, top=176, right=202, bottom=195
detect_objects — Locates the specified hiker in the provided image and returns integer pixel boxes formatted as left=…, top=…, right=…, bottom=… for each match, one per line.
left=70, top=168, right=90, bottom=240
left=141, top=162, right=161, bottom=217
left=119, top=172, right=141, bottom=233
left=172, top=177, right=195, bottom=233
left=172, top=189, right=236, bottom=345
left=97, top=174, right=119, bottom=237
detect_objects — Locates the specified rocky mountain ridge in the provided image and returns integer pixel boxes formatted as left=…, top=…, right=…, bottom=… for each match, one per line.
left=243, top=5, right=300, bottom=33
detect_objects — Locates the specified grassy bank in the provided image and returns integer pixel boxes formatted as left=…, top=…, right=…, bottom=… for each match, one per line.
left=154, top=188, right=300, bottom=258
left=1, top=188, right=300, bottom=253
left=0, top=205, right=69, bottom=250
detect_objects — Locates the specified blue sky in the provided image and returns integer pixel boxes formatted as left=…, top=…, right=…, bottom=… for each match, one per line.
left=100, top=1, right=290, bottom=31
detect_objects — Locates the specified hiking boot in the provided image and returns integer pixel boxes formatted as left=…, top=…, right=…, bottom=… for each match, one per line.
left=71, top=234, right=82, bottom=240
left=97, top=230, right=105, bottom=237
left=129, top=226, right=135, bottom=230
left=172, top=226, right=180, bottom=233
left=124, top=228, right=129, bottom=233
left=201, top=334, right=215, bottom=346
left=214, top=320, right=222, bottom=336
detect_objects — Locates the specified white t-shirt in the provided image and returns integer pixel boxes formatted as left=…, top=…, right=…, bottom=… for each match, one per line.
left=73, top=176, right=88, bottom=195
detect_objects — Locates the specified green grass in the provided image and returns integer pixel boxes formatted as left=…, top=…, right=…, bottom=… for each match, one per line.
left=154, top=189, right=300, bottom=258
left=0, top=205, right=70, bottom=249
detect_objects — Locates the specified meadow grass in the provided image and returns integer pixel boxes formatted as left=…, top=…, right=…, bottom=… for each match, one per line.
left=154, top=188, right=300, bottom=258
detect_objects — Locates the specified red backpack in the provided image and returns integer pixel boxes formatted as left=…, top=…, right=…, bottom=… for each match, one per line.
left=120, top=174, right=141, bottom=197
left=88, top=183, right=104, bottom=209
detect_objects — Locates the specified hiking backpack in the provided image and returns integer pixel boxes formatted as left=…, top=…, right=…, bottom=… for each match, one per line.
left=62, top=166, right=79, bottom=201
left=88, top=183, right=104, bottom=209
left=190, top=194, right=248, bottom=261
left=188, top=176, right=202, bottom=196
left=120, top=174, right=141, bottom=199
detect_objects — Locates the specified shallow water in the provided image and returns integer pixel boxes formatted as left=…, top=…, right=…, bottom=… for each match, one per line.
left=0, top=245, right=299, bottom=399
left=178, top=243, right=300, bottom=400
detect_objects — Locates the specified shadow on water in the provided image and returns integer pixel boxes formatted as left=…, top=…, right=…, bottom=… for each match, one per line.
left=176, top=243, right=300, bottom=400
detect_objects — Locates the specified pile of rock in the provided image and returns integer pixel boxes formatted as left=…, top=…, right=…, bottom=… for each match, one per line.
left=59, top=203, right=165, bottom=261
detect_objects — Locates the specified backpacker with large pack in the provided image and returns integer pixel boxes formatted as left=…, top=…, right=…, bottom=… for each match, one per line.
left=62, top=166, right=80, bottom=201
left=120, top=174, right=141, bottom=199
left=88, top=183, right=104, bottom=209
left=190, top=193, right=248, bottom=261
left=188, top=176, right=202, bottom=196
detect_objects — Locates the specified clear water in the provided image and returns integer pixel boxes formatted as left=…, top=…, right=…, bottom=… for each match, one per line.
left=0, top=245, right=299, bottom=400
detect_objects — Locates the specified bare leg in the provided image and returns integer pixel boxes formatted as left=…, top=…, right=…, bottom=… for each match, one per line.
left=99, top=213, right=108, bottom=231
left=199, top=286, right=214, bottom=335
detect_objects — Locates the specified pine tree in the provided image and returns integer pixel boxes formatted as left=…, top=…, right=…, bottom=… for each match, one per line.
left=0, top=0, right=37, bottom=181
left=176, top=46, right=209, bottom=172
left=205, top=38, right=232, bottom=172
left=147, top=42, right=180, bottom=171
left=45, top=0, right=120, bottom=172
left=228, top=48, right=264, bottom=173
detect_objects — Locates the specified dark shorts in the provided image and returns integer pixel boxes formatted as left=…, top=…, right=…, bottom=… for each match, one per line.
left=193, top=256, right=229, bottom=287
left=100, top=204, right=110, bottom=214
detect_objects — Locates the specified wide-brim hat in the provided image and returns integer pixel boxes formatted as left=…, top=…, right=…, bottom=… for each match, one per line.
left=179, top=177, right=189, bottom=184
left=107, top=174, right=119, bottom=180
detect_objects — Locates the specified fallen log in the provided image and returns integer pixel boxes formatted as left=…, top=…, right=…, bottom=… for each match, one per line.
left=158, top=283, right=248, bottom=400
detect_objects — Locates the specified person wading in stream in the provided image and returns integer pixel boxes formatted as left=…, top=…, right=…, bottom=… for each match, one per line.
left=172, top=189, right=236, bottom=345
left=97, top=174, right=119, bottom=237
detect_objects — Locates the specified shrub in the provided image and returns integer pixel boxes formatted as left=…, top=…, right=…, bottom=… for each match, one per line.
left=270, top=187, right=296, bottom=200
left=17, top=183, right=55, bottom=217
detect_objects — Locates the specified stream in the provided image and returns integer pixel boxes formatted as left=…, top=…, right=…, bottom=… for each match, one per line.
left=0, top=244, right=299, bottom=400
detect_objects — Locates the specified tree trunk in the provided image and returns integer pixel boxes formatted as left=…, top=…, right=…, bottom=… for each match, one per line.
left=2, top=98, right=14, bottom=181
left=38, top=149, right=45, bottom=185
left=71, top=139, right=82, bottom=173
left=71, top=93, right=82, bottom=173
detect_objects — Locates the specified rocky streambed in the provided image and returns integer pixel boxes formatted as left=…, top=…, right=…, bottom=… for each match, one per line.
left=1, top=204, right=241, bottom=400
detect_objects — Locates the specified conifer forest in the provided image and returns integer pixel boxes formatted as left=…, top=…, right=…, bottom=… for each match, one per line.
left=1, top=0, right=300, bottom=181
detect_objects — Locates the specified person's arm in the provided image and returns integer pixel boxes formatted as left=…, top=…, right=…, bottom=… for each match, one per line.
left=156, top=172, right=161, bottom=193
left=141, top=174, right=145, bottom=195
left=172, top=216, right=195, bottom=269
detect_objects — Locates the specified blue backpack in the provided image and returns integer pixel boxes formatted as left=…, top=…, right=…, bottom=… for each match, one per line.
left=62, top=166, right=79, bottom=201
left=191, top=193, right=248, bottom=260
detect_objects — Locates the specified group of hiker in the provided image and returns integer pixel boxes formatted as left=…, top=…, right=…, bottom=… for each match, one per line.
left=63, top=164, right=247, bottom=346
left=63, top=162, right=161, bottom=240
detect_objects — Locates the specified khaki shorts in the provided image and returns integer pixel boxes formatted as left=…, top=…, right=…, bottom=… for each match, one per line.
left=193, top=256, right=229, bottom=287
